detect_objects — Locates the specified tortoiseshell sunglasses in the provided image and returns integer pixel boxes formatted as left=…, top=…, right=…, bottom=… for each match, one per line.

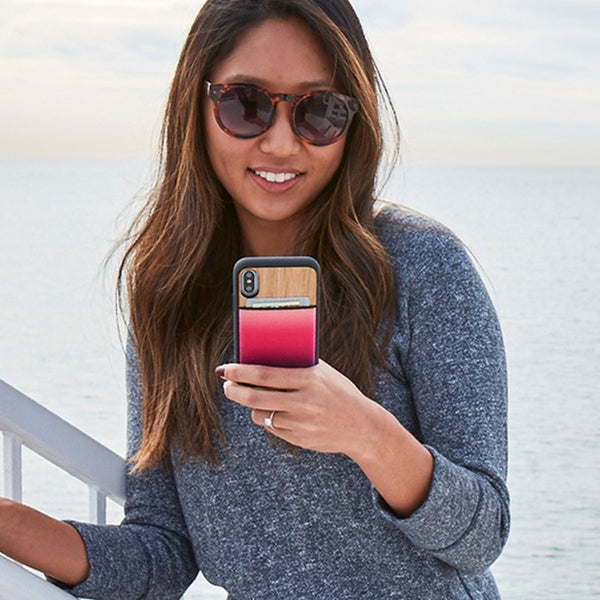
left=205, top=81, right=359, bottom=146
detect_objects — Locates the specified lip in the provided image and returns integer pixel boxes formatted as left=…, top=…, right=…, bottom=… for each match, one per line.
left=248, top=168, right=304, bottom=192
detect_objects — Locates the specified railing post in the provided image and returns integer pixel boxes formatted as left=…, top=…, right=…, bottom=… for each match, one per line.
left=3, top=432, right=23, bottom=502
left=89, top=486, right=107, bottom=525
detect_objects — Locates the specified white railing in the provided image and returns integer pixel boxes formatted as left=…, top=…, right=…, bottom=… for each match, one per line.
left=0, top=556, right=76, bottom=600
left=0, top=379, right=127, bottom=599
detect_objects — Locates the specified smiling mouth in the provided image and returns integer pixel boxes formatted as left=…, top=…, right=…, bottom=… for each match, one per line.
left=251, top=169, right=300, bottom=183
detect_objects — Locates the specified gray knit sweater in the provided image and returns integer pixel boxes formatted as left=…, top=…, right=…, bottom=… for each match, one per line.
left=63, top=205, right=509, bottom=599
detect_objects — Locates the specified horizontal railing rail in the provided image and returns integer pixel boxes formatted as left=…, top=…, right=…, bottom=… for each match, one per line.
left=0, top=378, right=127, bottom=599
left=0, top=555, right=74, bottom=600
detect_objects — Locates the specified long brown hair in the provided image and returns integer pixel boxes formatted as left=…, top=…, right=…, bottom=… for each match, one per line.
left=119, top=0, right=400, bottom=469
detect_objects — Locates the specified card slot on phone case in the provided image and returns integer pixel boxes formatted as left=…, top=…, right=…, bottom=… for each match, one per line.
left=245, top=296, right=311, bottom=309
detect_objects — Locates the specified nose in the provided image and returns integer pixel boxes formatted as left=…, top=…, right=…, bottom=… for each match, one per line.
left=258, top=103, right=302, bottom=157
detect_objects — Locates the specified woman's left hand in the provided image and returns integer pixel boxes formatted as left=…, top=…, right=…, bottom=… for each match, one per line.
left=217, top=360, right=383, bottom=459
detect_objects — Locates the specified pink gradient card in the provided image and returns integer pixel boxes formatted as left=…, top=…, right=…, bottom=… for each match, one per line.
left=238, top=306, right=317, bottom=367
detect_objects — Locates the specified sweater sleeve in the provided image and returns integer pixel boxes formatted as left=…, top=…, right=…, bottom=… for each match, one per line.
left=374, top=217, right=510, bottom=573
left=55, top=339, right=199, bottom=600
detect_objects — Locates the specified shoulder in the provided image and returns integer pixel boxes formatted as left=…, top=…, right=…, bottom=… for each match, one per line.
left=373, top=202, right=472, bottom=285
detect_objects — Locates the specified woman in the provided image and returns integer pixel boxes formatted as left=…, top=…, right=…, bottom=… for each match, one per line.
left=0, top=0, right=510, bottom=598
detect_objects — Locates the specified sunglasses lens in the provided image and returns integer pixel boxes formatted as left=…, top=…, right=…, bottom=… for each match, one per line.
left=295, top=92, right=352, bottom=145
left=217, top=86, right=273, bottom=137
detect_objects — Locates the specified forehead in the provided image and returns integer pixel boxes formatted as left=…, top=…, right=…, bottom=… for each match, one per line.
left=210, top=18, right=335, bottom=91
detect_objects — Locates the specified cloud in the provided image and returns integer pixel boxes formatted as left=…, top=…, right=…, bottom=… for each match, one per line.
left=1, top=1, right=192, bottom=75
left=1, top=0, right=598, bottom=163
left=359, top=0, right=599, bottom=79
left=352, top=0, right=600, bottom=164
left=0, top=1, right=201, bottom=156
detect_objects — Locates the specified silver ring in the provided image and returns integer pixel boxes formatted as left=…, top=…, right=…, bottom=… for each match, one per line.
left=264, top=410, right=277, bottom=429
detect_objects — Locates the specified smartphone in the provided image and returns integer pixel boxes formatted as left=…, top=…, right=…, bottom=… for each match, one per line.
left=233, top=256, right=320, bottom=367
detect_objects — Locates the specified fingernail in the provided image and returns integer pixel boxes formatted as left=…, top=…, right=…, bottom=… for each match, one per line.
left=215, top=365, right=225, bottom=378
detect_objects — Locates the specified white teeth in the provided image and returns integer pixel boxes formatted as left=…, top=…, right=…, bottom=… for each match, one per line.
left=254, top=170, right=298, bottom=183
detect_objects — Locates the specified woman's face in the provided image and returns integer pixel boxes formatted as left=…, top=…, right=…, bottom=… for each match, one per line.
left=204, top=18, right=347, bottom=254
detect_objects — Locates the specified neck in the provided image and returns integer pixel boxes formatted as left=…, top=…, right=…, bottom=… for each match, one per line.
left=238, top=218, right=302, bottom=257
left=242, top=227, right=296, bottom=256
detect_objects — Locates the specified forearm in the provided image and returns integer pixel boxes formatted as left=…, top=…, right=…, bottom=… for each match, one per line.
left=346, top=403, right=434, bottom=518
left=0, top=498, right=89, bottom=586
left=347, top=405, right=509, bottom=572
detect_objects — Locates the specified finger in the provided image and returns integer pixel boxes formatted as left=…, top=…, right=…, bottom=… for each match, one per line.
left=223, top=380, right=298, bottom=411
left=252, top=411, right=307, bottom=450
left=217, top=362, right=314, bottom=391
left=251, top=409, right=292, bottom=432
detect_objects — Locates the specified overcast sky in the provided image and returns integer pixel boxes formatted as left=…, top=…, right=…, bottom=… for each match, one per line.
left=1, top=0, right=599, bottom=165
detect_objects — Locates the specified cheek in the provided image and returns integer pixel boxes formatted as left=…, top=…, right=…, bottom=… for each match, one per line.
left=319, top=142, right=346, bottom=180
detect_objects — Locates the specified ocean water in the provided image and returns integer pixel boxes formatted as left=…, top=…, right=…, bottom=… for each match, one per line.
left=1, top=158, right=599, bottom=599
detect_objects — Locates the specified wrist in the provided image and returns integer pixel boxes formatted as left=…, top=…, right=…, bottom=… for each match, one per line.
left=345, top=403, right=434, bottom=518
left=344, top=399, right=398, bottom=466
